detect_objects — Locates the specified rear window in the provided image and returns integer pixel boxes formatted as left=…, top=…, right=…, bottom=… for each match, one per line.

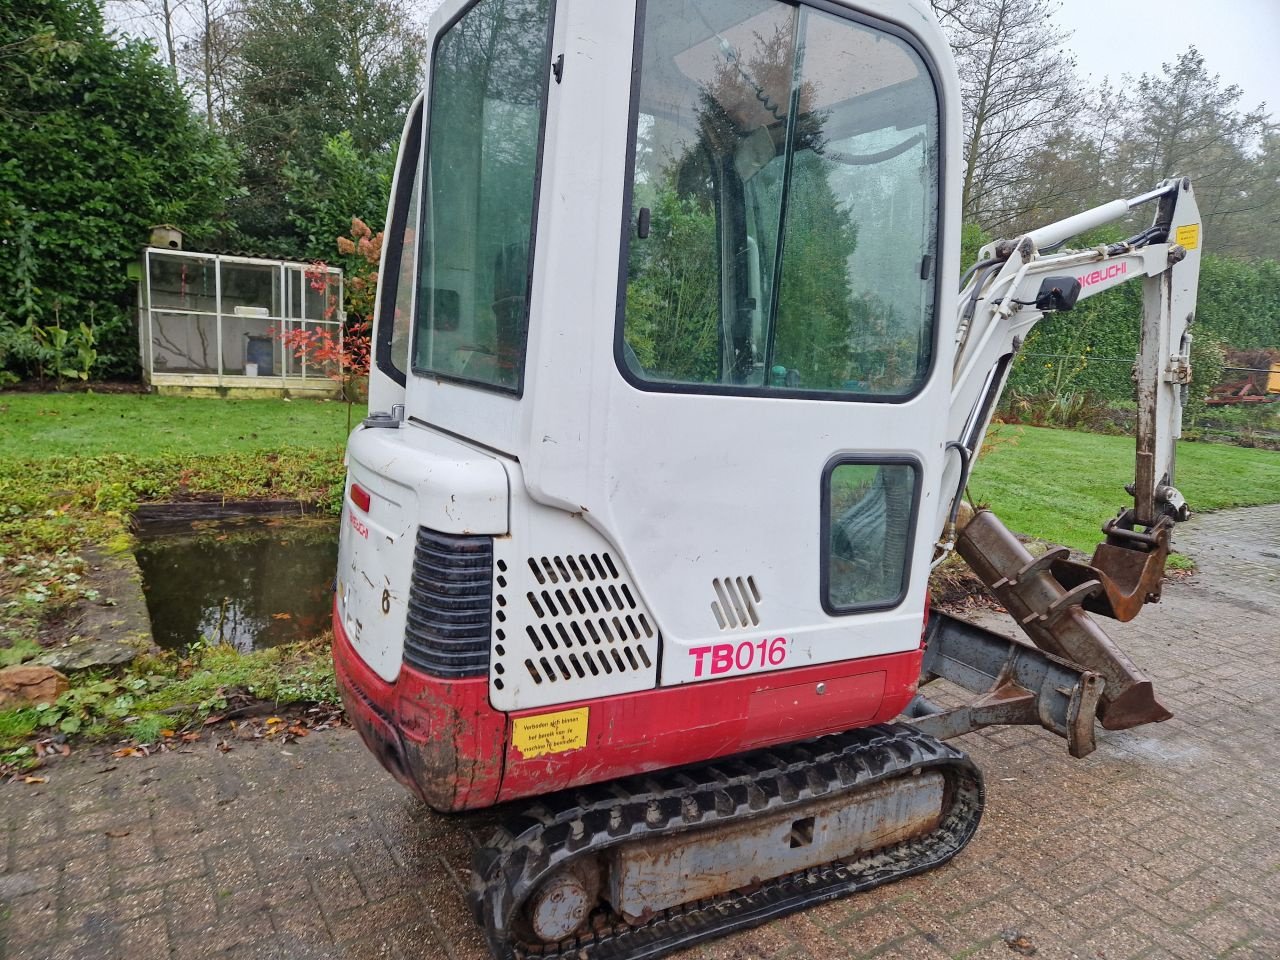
left=619, top=0, right=941, bottom=399
left=411, top=0, right=554, bottom=394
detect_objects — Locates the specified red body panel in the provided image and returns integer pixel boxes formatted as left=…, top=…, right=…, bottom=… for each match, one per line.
left=333, top=600, right=924, bottom=812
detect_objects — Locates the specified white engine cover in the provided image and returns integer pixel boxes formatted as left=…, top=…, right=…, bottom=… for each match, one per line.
left=490, top=463, right=659, bottom=711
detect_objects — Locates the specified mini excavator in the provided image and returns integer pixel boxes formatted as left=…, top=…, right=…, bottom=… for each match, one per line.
left=330, top=1, right=1202, bottom=956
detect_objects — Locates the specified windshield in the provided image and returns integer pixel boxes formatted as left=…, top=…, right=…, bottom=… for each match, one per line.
left=620, top=0, right=940, bottom=397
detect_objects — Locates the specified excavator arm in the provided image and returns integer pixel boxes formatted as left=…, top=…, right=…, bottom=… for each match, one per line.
left=912, top=179, right=1202, bottom=749
left=947, top=177, right=1202, bottom=532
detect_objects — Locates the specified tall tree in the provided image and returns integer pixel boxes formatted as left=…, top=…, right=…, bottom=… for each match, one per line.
left=0, top=0, right=237, bottom=379
left=220, top=0, right=424, bottom=255
left=930, top=0, right=1078, bottom=230
left=107, top=0, right=184, bottom=69
left=109, top=0, right=239, bottom=128
left=1110, top=48, right=1275, bottom=258
left=179, top=0, right=235, bottom=128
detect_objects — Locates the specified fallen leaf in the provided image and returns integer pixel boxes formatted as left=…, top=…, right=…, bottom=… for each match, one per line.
left=160, top=729, right=175, bottom=738
left=271, top=612, right=292, bottom=620
left=23, top=776, right=48, bottom=785
left=266, top=716, right=285, bottom=725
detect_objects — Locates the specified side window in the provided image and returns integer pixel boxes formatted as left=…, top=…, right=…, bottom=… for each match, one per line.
left=412, top=0, right=553, bottom=394
left=823, top=460, right=919, bottom=613
left=377, top=104, right=423, bottom=384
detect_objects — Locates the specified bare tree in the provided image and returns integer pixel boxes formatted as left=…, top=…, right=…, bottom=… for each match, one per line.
left=107, top=0, right=238, bottom=128
left=930, top=0, right=1078, bottom=231
left=107, top=0, right=185, bottom=68
left=178, top=0, right=238, bottom=128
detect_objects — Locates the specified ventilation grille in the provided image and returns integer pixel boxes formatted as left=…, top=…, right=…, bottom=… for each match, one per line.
left=403, top=527, right=492, bottom=678
left=711, top=576, right=762, bottom=629
left=493, top=552, right=656, bottom=690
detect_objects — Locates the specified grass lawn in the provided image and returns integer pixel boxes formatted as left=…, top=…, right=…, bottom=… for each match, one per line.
left=972, top=424, right=1280, bottom=553
left=1, top=395, right=1278, bottom=767
left=0, top=393, right=359, bottom=766
left=0, top=393, right=361, bottom=458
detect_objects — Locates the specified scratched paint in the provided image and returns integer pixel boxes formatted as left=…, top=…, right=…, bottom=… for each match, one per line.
left=136, top=515, right=337, bottom=652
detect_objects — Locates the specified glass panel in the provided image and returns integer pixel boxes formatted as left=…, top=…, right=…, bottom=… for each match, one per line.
left=220, top=262, right=280, bottom=318
left=390, top=151, right=421, bottom=375
left=624, top=0, right=790, bottom=385
left=150, top=312, right=220, bottom=375
left=827, top=462, right=916, bottom=611
left=303, top=321, right=343, bottom=380
left=222, top=318, right=279, bottom=377
left=286, top=268, right=307, bottom=319
left=622, top=0, right=939, bottom=397
left=281, top=320, right=301, bottom=378
left=149, top=254, right=217, bottom=313
left=412, top=0, right=552, bottom=393
left=303, top=272, right=341, bottom=322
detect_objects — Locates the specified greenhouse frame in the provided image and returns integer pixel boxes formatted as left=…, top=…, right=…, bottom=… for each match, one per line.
left=138, top=247, right=344, bottom=395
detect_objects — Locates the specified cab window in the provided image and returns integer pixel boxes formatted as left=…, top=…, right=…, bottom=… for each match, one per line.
left=412, top=0, right=554, bottom=394
left=621, top=0, right=940, bottom=398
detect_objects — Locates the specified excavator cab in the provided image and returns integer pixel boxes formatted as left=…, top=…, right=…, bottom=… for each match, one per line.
left=342, top=0, right=962, bottom=773
left=333, top=1, right=1200, bottom=957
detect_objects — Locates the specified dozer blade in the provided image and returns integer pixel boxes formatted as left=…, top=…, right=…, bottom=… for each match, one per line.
left=908, top=611, right=1104, bottom=758
left=472, top=725, right=982, bottom=960
left=955, top=509, right=1172, bottom=731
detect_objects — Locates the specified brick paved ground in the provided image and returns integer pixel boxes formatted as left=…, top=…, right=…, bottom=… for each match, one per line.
left=1, top=506, right=1277, bottom=960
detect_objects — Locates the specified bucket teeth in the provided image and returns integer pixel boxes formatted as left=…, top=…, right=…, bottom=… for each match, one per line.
left=956, top=510, right=1172, bottom=730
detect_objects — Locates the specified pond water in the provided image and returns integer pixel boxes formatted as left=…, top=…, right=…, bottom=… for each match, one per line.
left=135, top=515, right=337, bottom=652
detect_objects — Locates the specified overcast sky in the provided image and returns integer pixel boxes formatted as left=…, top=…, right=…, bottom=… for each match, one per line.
left=1052, top=0, right=1279, bottom=117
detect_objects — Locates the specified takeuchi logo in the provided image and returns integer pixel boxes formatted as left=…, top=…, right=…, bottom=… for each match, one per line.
left=1079, top=262, right=1128, bottom=287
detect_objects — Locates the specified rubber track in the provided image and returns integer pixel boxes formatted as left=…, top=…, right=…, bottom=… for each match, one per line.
left=471, top=724, right=984, bottom=960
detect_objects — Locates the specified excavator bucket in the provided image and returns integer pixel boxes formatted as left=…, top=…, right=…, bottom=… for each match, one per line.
left=954, top=509, right=1173, bottom=731
left=1050, top=511, right=1172, bottom=622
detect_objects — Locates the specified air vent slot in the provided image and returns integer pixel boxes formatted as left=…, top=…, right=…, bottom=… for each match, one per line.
left=516, top=552, right=654, bottom=687
left=711, top=576, right=761, bottom=630
left=403, top=527, right=492, bottom=677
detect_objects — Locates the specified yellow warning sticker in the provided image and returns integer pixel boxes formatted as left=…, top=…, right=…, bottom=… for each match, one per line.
left=1175, top=224, right=1200, bottom=250
left=512, top=707, right=589, bottom=759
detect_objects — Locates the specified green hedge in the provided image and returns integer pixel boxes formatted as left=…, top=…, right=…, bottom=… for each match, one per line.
left=1007, top=252, right=1279, bottom=404
left=0, top=0, right=237, bottom=381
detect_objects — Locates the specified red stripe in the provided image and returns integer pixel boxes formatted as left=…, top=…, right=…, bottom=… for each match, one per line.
left=333, top=601, right=924, bottom=812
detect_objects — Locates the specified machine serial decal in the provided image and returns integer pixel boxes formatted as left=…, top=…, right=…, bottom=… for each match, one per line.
left=689, top=637, right=789, bottom=678
left=1175, top=224, right=1200, bottom=250
left=511, top=707, right=589, bottom=759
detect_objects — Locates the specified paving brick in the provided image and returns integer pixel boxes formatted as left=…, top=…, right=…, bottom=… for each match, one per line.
left=0, top=504, right=1276, bottom=959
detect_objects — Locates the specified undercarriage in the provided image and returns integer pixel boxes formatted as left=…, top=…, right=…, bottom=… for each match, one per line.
left=471, top=725, right=982, bottom=960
